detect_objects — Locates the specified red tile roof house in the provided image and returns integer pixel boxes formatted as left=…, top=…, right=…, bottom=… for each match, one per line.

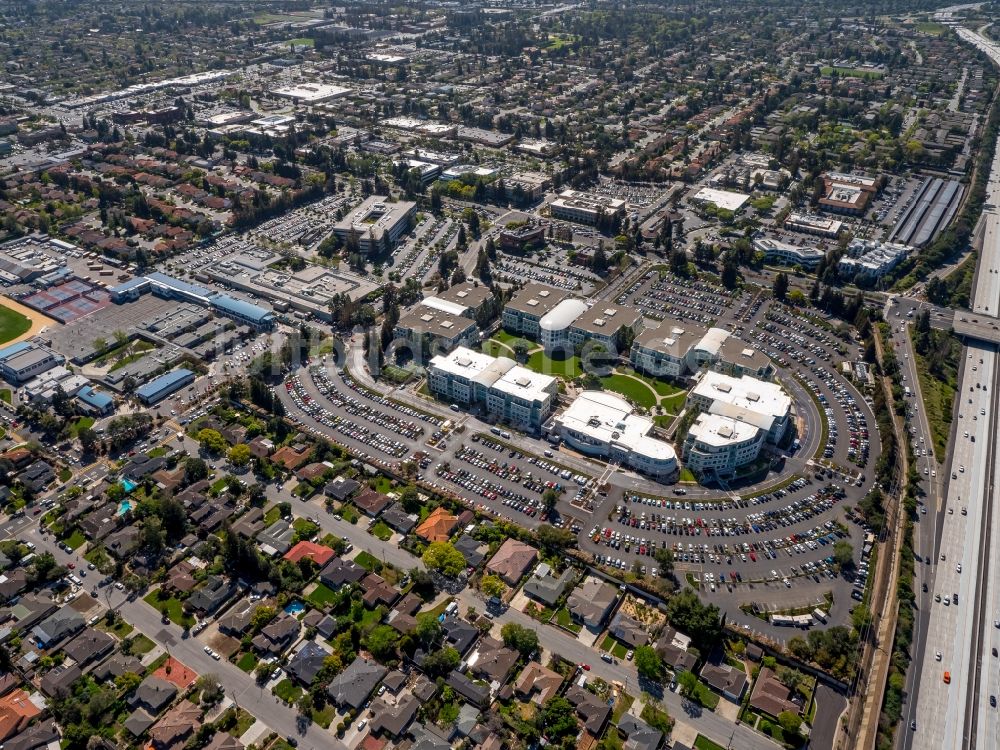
left=283, top=541, right=336, bottom=567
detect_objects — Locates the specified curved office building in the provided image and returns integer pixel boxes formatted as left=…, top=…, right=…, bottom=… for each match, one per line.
left=539, top=298, right=588, bottom=354
left=555, top=390, right=678, bottom=480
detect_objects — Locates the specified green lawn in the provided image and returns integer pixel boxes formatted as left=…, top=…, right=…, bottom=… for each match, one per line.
left=0, top=304, right=31, bottom=345
left=600, top=635, right=628, bottom=659
left=0, top=389, right=11, bottom=404
left=679, top=467, right=696, bottom=483
left=354, top=550, right=380, bottom=571
left=482, top=339, right=515, bottom=358
left=694, top=736, right=725, bottom=750
left=63, top=529, right=86, bottom=550
left=689, top=679, right=720, bottom=710
left=612, top=693, right=634, bottom=723
left=131, top=633, right=156, bottom=655
left=227, top=708, right=256, bottom=737
left=525, top=351, right=581, bottom=379
left=600, top=374, right=657, bottom=409
left=339, top=504, right=360, bottom=524
left=819, top=65, right=883, bottom=79
left=108, top=351, right=150, bottom=372
left=912, top=344, right=956, bottom=459
left=95, top=617, right=134, bottom=638
left=236, top=652, right=258, bottom=672
left=915, top=21, right=946, bottom=35
left=286, top=37, right=315, bottom=47
left=370, top=520, right=393, bottom=541
left=493, top=329, right=526, bottom=346
left=264, top=505, right=282, bottom=525
left=311, top=705, right=336, bottom=728
left=273, top=678, right=302, bottom=704
left=660, top=391, right=688, bottom=414
left=555, top=607, right=582, bottom=633
left=58, top=467, right=72, bottom=483
left=143, top=589, right=193, bottom=627
left=306, top=583, right=339, bottom=609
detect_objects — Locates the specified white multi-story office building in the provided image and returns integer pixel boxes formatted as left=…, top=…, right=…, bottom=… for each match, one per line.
left=687, top=370, right=792, bottom=445
left=555, top=391, right=678, bottom=480
left=428, top=347, right=557, bottom=431
left=682, top=413, right=766, bottom=478
left=549, top=190, right=626, bottom=225
left=502, top=284, right=572, bottom=339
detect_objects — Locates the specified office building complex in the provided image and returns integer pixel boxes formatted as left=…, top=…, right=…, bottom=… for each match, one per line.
left=428, top=347, right=557, bottom=431
left=554, top=391, right=677, bottom=480
left=330, top=196, right=417, bottom=254
left=687, top=371, right=792, bottom=445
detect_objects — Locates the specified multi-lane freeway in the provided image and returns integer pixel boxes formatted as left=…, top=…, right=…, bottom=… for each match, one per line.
left=909, top=24, right=1000, bottom=750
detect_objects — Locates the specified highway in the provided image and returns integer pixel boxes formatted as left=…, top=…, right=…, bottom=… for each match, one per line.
left=909, top=25, right=1000, bottom=750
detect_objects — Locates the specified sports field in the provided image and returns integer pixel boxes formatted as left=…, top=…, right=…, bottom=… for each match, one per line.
left=0, top=303, right=32, bottom=345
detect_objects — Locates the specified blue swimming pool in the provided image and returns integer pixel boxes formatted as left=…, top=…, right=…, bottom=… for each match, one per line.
left=117, top=499, right=133, bottom=516
left=284, top=601, right=305, bottom=615
left=120, top=478, right=138, bottom=493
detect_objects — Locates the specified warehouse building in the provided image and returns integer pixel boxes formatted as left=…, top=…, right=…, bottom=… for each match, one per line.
left=554, top=391, right=677, bottom=480
left=428, top=347, right=557, bottom=431
left=135, top=368, right=195, bottom=405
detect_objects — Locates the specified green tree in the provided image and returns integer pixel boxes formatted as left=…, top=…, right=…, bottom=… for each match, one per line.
left=481, top=574, right=507, bottom=598
left=633, top=645, right=664, bottom=681
left=833, top=540, right=854, bottom=570
left=228, top=443, right=251, bottom=467
left=365, top=625, right=399, bottom=661
left=197, top=428, right=227, bottom=455
left=421, top=646, right=460, bottom=677
left=665, top=588, right=723, bottom=654
left=539, top=696, right=578, bottom=741
left=773, top=271, right=789, bottom=301
left=777, top=710, right=803, bottom=735
left=676, top=670, right=698, bottom=698
left=542, top=488, right=559, bottom=513
left=501, top=622, right=539, bottom=657
left=415, top=612, right=442, bottom=645
left=422, top=541, right=466, bottom=577
left=184, top=457, right=209, bottom=482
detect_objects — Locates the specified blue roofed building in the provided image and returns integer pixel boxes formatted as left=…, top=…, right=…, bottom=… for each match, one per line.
left=135, top=368, right=195, bottom=405
left=109, top=274, right=274, bottom=330
left=209, top=294, right=275, bottom=331
left=76, top=385, right=115, bottom=416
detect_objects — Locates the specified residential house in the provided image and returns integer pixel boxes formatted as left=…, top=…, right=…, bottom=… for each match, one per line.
left=251, top=616, right=300, bottom=657
left=218, top=600, right=258, bottom=637
left=40, top=663, right=81, bottom=697
left=0, top=689, right=40, bottom=741
left=287, top=641, right=330, bottom=686
left=617, top=714, right=664, bottom=750
left=522, top=565, right=574, bottom=608
left=320, top=558, right=365, bottom=589
left=609, top=612, right=649, bottom=648
left=445, top=671, right=490, bottom=708
left=149, top=700, right=201, bottom=750
left=415, top=507, right=458, bottom=543
left=32, top=607, right=84, bottom=648
left=748, top=667, right=799, bottom=719
left=353, top=488, right=391, bottom=517
left=92, top=653, right=144, bottom=682
left=361, top=573, right=399, bottom=608
left=514, top=662, right=563, bottom=705
left=129, top=675, right=177, bottom=714
left=104, top=525, right=141, bottom=559
left=187, top=576, right=237, bottom=615
left=62, top=628, right=115, bottom=665
left=700, top=662, right=747, bottom=703
left=203, top=731, right=244, bottom=750
left=231, top=508, right=264, bottom=539
left=655, top=627, right=698, bottom=673
left=566, top=577, right=617, bottom=630
left=0, top=569, right=28, bottom=602
left=485, top=539, right=537, bottom=586
left=5, top=719, right=58, bottom=750
left=564, top=685, right=611, bottom=736
left=369, top=693, right=419, bottom=738
left=453, top=534, right=486, bottom=567
left=324, top=477, right=360, bottom=502
left=467, top=636, right=518, bottom=686
left=283, top=541, right=335, bottom=567
left=327, top=657, right=386, bottom=710
left=257, top=520, right=295, bottom=556
left=441, top=615, right=478, bottom=655
left=381, top=504, right=416, bottom=534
